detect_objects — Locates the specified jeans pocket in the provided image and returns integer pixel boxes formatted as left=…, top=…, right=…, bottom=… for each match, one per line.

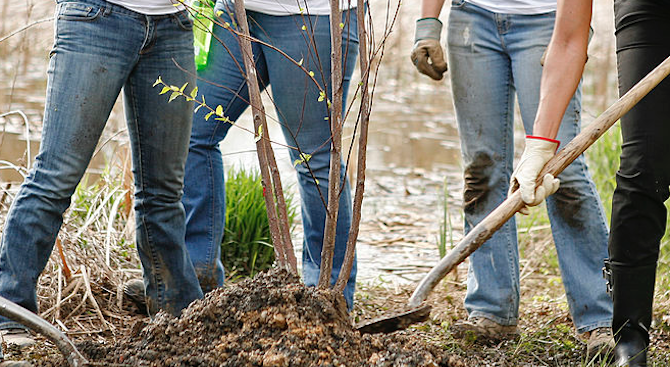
left=58, top=2, right=101, bottom=21
left=451, top=0, right=466, bottom=8
left=173, top=10, right=193, bottom=31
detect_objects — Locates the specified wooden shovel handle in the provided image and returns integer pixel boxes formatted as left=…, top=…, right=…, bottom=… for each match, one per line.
left=408, top=54, right=670, bottom=308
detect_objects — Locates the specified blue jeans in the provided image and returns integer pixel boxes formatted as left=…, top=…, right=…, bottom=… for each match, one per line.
left=0, top=0, right=204, bottom=328
left=182, top=1, right=359, bottom=307
left=448, top=0, right=612, bottom=333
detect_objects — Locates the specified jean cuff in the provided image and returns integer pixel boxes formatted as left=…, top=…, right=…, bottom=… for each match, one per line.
left=0, top=321, right=30, bottom=332
left=575, top=319, right=613, bottom=334
left=468, top=310, right=518, bottom=326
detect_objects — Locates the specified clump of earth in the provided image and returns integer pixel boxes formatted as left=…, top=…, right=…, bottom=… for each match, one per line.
left=32, top=268, right=455, bottom=367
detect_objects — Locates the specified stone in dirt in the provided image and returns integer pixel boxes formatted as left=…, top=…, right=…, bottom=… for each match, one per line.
left=32, top=268, right=453, bottom=366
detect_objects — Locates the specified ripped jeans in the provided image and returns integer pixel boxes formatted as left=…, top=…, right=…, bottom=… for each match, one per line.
left=447, top=0, right=612, bottom=333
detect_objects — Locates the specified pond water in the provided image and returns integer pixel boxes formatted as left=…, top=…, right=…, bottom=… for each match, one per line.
left=0, top=0, right=617, bottom=285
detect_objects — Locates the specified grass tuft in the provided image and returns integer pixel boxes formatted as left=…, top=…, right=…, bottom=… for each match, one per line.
left=221, top=167, right=297, bottom=278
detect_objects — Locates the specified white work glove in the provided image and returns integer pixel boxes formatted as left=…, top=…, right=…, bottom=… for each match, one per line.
left=411, top=18, right=448, bottom=81
left=509, top=136, right=561, bottom=213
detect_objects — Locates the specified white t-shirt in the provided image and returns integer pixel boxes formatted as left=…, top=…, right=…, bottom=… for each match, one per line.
left=467, top=0, right=556, bottom=14
left=105, top=0, right=185, bottom=15
left=243, top=0, right=356, bottom=16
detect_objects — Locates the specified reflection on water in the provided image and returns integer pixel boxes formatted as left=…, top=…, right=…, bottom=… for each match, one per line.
left=0, top=0, right=618, bottom=284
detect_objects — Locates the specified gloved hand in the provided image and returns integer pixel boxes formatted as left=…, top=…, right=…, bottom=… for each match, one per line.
left=509, top=136, right=560, bottom=211
left=411, top=18, right=448, bottom=81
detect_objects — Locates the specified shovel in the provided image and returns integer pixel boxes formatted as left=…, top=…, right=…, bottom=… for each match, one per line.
left=356, top=54, right=670, bottom=334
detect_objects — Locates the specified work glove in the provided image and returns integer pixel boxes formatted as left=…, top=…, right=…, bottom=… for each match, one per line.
left=509, top=136, right=561, bottom=214
left=411, top=18, right=448, bottom=81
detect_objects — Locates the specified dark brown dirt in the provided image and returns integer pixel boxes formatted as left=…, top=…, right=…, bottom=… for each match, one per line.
left=28, top=269, right=454, bottom=367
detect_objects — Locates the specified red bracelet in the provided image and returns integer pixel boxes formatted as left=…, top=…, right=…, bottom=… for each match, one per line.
left=526, top=135, right=560, bottom=145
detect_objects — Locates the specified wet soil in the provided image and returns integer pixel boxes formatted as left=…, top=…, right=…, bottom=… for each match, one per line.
left=25, top=269, right=454, bottom=367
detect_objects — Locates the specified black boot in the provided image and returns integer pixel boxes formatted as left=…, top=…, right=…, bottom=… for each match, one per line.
left=605, top=260, right=656, bottom=367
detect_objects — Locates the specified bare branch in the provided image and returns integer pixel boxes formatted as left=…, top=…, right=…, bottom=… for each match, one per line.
left=0, top=17, right=53, bottom=44
left=318, top=0, right=344, bottom=289
left=233, top=0, right=297, bottom=273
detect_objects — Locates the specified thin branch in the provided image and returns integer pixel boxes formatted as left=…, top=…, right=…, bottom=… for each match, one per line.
left=335, top=0, right=372, bottom=292
left=232, top=0, right=297, bottom=273
left=0, top=17, right=53, bottom=44
left=318, top=0, right=345, bottom=289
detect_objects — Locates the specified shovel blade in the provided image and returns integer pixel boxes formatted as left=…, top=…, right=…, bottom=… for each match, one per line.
left=354, top=303, right=432, bottom=334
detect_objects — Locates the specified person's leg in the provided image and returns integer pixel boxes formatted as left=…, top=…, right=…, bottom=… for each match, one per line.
left=0, top=0, right=132, bottom=328
left=182, top=0, right=270, bottom=293
left=252, top=8, right=359, bottom=308
left=609, top=0, right=670, bottom=364
left=124, top=9, right=205, bottom=317
left=509, top=11, right=612, bottom=335
left=447, top=1, right=519, bottom=327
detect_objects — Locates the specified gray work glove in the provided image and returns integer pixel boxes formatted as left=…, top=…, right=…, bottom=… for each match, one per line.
left=411, top=18, right=448, bottom=81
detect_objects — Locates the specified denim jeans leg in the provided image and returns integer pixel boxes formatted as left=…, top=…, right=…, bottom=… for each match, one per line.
left=508, top=12, right=612, bottom=333
left=0, top=0, right=137, bottom=328
left=126, top=10, right=204, bottom=317
left=182, top=3, right=270, bottom=292
left=448, top=3, right=520, bottom=325
left=253, top=9, right=359, bottom=309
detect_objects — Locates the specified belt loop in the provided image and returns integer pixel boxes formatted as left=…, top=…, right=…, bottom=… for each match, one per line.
left=103, top=2, right=112, bottom=16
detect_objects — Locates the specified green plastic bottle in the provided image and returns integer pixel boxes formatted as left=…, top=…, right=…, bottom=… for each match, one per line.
left=192, top=0, right=214, bottom=70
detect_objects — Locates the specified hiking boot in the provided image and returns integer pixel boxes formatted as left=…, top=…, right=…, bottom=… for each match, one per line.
left=0, top=361, right=34, bottom=367
left=123, top=278, right=147, bottom=314
left=0, top=329, right=34, bottom=348
left=451, top=317, right=519, bottom=343
left=585, top=327, right=614, bottom=361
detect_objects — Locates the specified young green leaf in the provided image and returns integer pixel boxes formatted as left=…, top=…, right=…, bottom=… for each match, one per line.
left=255, top=125, right=263, bottom=143
left=292, top=153, right=312, bottom=167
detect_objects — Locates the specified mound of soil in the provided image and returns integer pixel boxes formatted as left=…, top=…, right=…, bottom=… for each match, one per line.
left=34, top=269, right=453, bottom=367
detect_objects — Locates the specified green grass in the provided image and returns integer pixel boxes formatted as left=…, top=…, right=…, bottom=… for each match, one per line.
left=221, top=167, right=297, bottom=278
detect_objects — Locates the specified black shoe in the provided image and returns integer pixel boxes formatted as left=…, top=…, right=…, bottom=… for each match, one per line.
left=606, top=260, right=656, bottom=367
left=123, top=278, right=148, bottom=315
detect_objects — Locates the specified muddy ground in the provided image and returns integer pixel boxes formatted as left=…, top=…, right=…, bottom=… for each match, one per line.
left=16, top=269, right=456, bottom=367
left=7, top=264, right=670, bottom=367
left=3, top=170, right=670, bottom=367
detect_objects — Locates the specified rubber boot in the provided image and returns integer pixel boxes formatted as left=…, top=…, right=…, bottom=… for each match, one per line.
left=606, top=260, right=656, bottom=367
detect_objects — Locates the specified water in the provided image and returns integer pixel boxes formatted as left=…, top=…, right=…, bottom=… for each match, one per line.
left=0, top=0, right=618, bottom=284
